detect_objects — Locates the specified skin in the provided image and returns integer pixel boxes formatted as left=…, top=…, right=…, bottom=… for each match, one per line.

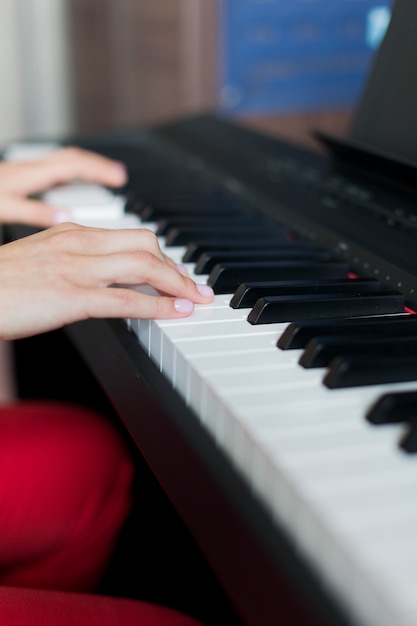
left=0, top=146, right=129, bottom=227
left=0, top=147, right=214, bottom=340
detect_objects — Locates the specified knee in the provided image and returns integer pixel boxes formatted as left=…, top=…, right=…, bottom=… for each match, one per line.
left=0, top=401, right=135, bottom=534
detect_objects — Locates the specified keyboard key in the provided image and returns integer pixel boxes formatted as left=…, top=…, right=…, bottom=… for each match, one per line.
left=231, top=278, right=381, bottom=309
left=195, top=249, right=331, bottom=275
left=247, top=291, right=405, bottom=325
left=156, top=215, right=257, bottom=236
left=324, top=355, right=417, bottom=388
left=278, top=314, right=417, bottom=350
left=182, top=236, right=297, bottom=262
left=142, top=205, right=239, bottom=221
left=300, top=335, right=417, bottom=369
left=399, top=423, right=417, bottom=453
left=164, top=225, right=281, bottom=246
left=366, top=390, right=417, bottom=425
left=208, top=260, right=350, bottom=294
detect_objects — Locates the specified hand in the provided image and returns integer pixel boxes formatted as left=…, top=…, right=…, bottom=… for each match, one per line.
left=0, top=222, right=214, bottom=340
left=0, top=147, right=127, bottom=227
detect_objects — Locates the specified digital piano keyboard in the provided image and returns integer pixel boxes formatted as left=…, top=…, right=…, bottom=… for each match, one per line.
left=5, top=113, right=417, bottom=626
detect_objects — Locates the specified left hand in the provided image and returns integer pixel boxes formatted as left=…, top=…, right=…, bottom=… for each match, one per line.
left=0, top=147, right=128, bottom=228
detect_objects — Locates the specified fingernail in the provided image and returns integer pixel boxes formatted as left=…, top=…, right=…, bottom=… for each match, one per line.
left=174, top=299, right=194, bottom=313
left=53, top=210, right=71, bottom=224
left=176, top=263, right=189, bottom=276
left=196, top=283, right=214, bottom=297
left=113, top=161, right=127, bottom=172
left=112, top=162, right=128, bottom=181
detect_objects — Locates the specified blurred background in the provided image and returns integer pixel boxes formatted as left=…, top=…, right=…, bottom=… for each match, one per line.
left=0, top=0, right=392, bottom=149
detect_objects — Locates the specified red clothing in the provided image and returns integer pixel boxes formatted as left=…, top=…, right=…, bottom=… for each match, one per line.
left=0, top=400, right=206, bottom=625
left=0, top=401, right=134, bottom=591
left=0, top=586, right=204, bottom=626
left=0, top=400, right=134, bottom=592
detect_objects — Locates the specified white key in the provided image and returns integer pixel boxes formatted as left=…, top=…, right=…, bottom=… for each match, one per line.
left=43, top=183, right=126, bottom=222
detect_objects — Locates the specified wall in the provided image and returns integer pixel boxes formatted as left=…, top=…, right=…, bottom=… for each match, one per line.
left=0, top=0, right=74, bottom=402
left=0, top=1, right=392, bottom=147
left=0, top=0, right=72, bottom=146
left=68, top=0, right=219, bottom=133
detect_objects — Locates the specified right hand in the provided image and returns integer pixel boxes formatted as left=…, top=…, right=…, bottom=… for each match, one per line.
left=0, top=222, right=214, bottom=341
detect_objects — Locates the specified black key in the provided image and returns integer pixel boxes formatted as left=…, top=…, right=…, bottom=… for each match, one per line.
left=195, top=249, right=331, bottom=275
left=231, top=278, right=380, bottom=309
left=156, top=216, right=256, bottom=236
left=323, top=355, right=417, bottom=388
left=300, top=335, right=417, bottom=368
left=182, top=236, right=301, bottom=262
left=247, top=291, right=404, bottom=325
left=140, top=206, right=239, bottom=222
left=399, top=424, right=417, bottom=453
left=128, top=192, right=210, bottom=208
left=165, top=226, right=281, bottom=246
left=278, top=313, right=417, bottom=350
left=366, top=390, right=417, bottom=425
left=208, top=260, right=350, bottom=294
left=129, top=196, right=232, bottom=218
left=125, top=195, right=148, bottom=215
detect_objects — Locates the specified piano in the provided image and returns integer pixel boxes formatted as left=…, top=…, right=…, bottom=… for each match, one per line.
left=3, top=108, right=417, bottom=626
left=4, top=3, right=417, bottom=625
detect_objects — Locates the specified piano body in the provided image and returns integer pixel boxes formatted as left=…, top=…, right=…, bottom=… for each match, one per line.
left=4, top=2, right=417, bottom=625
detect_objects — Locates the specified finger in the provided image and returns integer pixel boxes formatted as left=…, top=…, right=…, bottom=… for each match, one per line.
left=0, top=195, right=58, bottom=227
left=83, top=286, right=199, bottom=321
left=1, top=223, right=182, bottom=279
left=63, top=249, right=213, bottom=304
left=44, top=224, right=176, bottom=265
left=0, top=148, right=128, bottom=196
left=0, top=288, right=200, bottom=340
left=39, top=147, right=128, bottom=188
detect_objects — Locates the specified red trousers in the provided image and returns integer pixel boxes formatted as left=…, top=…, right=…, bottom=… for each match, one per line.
left=0, top=400, right=205, bottom=626
left=0, top=587, right=204, bottom=625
